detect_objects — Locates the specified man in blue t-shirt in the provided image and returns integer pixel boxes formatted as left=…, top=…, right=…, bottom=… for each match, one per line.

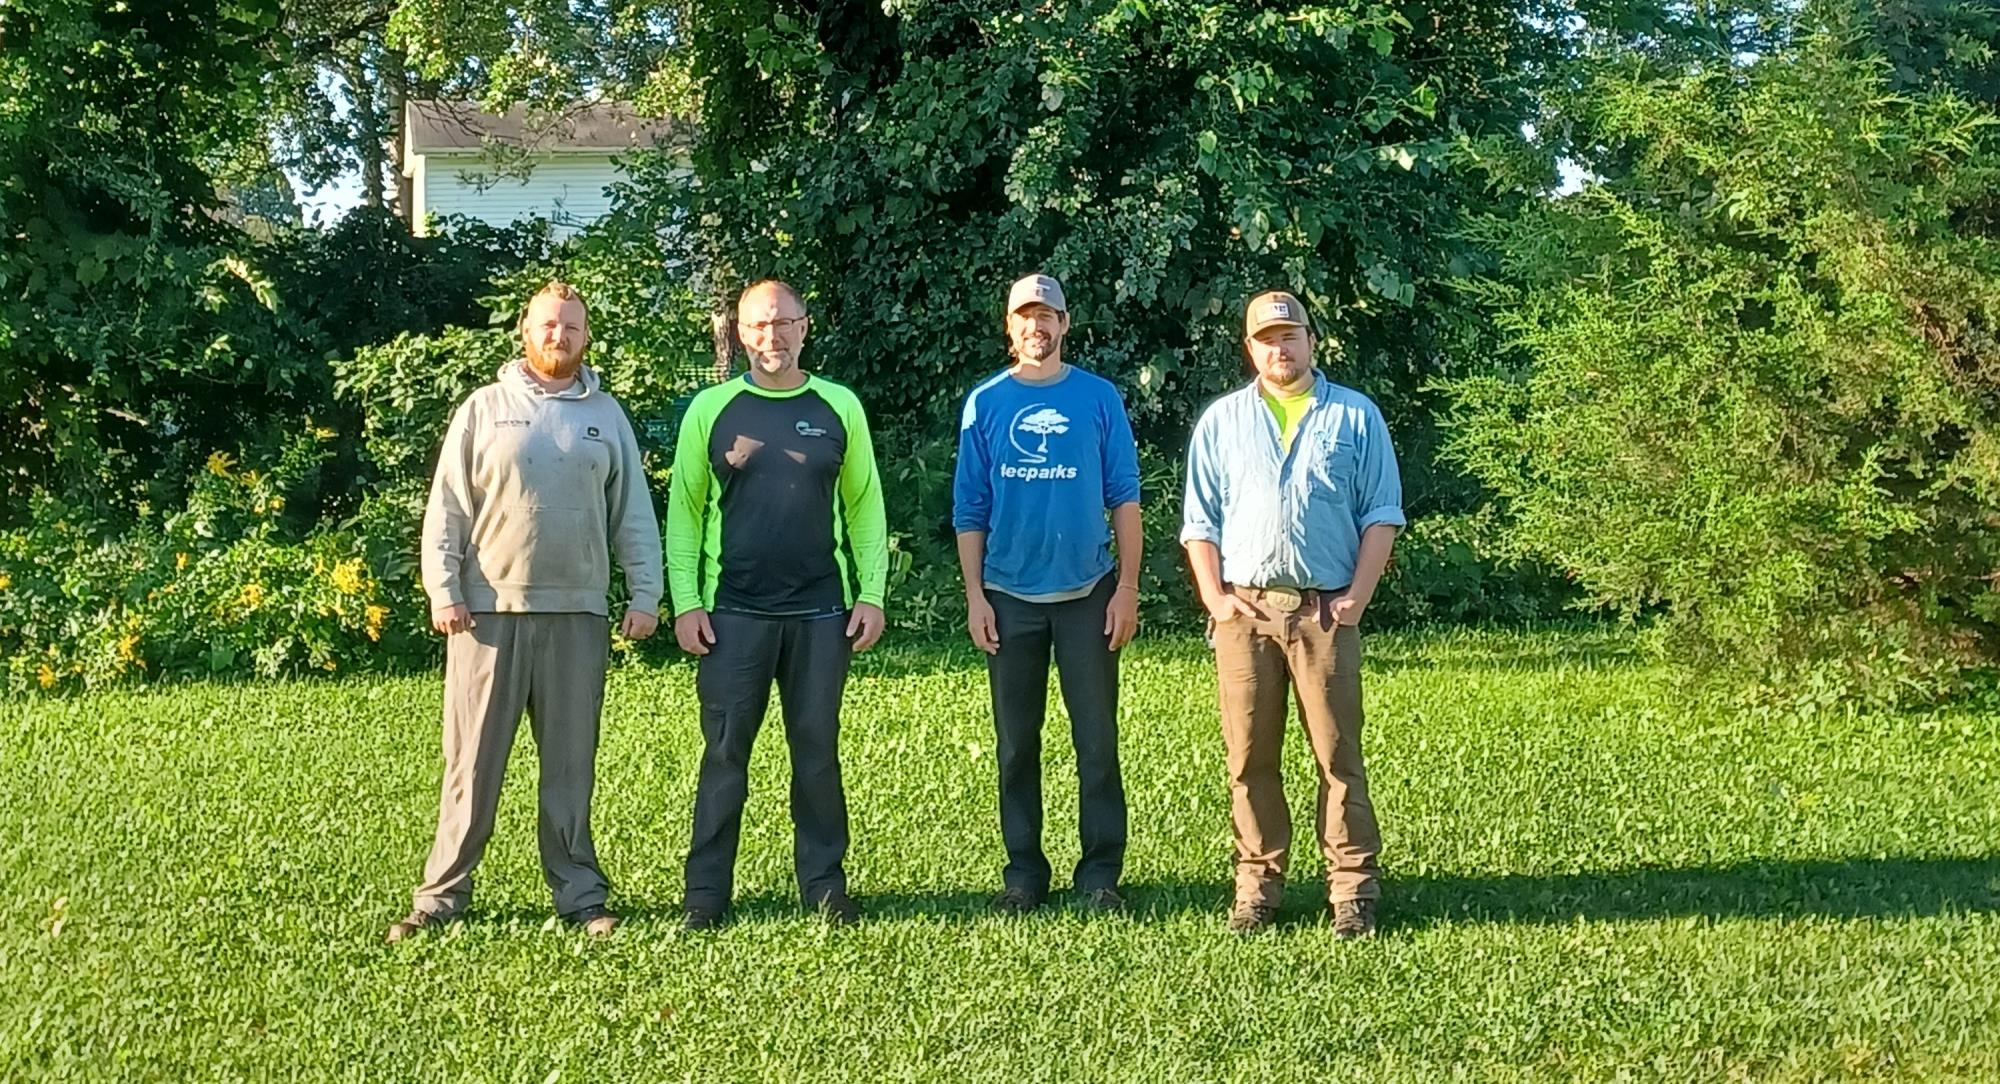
left=953, top=273, right=1143, bottom=914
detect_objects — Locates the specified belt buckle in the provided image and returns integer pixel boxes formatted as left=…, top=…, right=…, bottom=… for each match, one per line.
left=1263, top=586, right=1302, bottom=613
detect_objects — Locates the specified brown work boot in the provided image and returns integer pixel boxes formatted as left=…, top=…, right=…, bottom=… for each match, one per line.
left=384, top=908, right=455, bottom=944
left=1227, top=899, right=1277, bottom=934
left=1330, top=898, right=1378, bottom=940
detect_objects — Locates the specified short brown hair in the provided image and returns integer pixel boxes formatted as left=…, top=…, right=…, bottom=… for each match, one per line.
left=523, top=280, right=588, bottom=321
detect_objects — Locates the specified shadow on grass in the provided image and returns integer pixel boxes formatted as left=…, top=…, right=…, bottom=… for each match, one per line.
left=514, top=856, right=1997, bottom=933
left=1384, top=855, right=2000, bottom=930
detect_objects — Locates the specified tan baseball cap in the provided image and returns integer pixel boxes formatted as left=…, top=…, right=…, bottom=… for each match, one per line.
left=1007, top=273, right=1067, bottom=314
left=1245, top=290, right=1308, bottom=337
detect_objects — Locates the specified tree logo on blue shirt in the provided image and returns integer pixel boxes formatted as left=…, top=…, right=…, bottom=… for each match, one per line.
left=1010, top=405, right=1070, bottom=464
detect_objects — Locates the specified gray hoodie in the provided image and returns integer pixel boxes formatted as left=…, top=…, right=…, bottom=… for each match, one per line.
left=420, top=360, right=664, bottom=617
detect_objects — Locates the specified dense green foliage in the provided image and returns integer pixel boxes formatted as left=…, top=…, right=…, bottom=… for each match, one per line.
left=656, top=0, right=1577, bottom=634
left=9, top=0, right=2000, bottom=698
left=1448, top=11, right=2000, bottom=701
left=6, top=630, right=1998, bottom=1077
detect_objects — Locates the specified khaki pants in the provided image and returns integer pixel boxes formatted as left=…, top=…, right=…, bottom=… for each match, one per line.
left=412, top=612, right=610, bottom=918
left=1211, top=591, right=1380, bottom=906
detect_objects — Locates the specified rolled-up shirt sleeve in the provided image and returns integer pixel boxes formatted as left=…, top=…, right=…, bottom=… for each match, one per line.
left=1180, top=412, right=1224, bottom=546
left=1354, top=402, right=1406, bottom=532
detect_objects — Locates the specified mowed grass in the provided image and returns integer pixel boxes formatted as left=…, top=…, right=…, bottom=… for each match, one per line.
left=3, top=627, right=1998, bottom=1081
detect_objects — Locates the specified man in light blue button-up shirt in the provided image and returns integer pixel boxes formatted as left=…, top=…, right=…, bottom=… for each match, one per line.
left=1180, top=289, right=1404, bottom=938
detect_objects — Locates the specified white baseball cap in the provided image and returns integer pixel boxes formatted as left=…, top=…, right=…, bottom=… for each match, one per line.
left=1007, top=273, right=1067, bottom=314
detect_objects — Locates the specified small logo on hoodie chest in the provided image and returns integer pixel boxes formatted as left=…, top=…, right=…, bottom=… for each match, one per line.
left=494, top=418, right=531, bottom=429
left=583, top=425, right=604, bottom=441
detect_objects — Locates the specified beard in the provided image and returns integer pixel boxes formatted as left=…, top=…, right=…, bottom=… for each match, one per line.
left=1014, top=332, right=1059, bottom=363
left=749, top=346, right=796, bottom=372
left=525, top=338, right=583, bottom=379
left=1263, top=357, right=1307, bottom=385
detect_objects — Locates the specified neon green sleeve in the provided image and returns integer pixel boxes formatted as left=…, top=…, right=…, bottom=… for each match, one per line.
left=830, top=385, right=889, bottom=608
left=666, top=386, right=722, bottom=617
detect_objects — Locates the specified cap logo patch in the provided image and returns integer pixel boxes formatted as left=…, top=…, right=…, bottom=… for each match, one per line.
left=1268, top=302, right=1292, bottom=319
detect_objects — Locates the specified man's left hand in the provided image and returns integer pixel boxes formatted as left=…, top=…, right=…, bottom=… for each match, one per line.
left=621, top=609, right=660, bottom=640
left=847, top=602, right=885, bottom=652
left=1330, top=592, right=1369, bottom=628
left=1104, top=584, right=1140, bottom=651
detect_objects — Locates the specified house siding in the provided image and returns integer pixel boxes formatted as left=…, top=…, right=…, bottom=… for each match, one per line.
left=414, top=154, right=622, bottom=237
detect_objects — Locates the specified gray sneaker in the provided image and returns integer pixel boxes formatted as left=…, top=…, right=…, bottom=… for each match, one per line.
left=990, top=886, right=1044, bottom=915
left=1330, top=898, right=1378, bottom=939
left=1080, top=886, right=1127, bottom=913
left=563, top=904, right=620, bottom=936
left=1227, top=899, right=1277, bottom=933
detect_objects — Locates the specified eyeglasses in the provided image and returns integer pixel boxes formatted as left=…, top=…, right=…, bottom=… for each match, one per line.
left=737, top=316, right=809, bottom=334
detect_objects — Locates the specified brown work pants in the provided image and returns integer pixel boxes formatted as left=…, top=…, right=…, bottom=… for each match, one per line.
left=1211, top=590, right=1380, bottom=906
left=411, top=612, right=611, bottom=918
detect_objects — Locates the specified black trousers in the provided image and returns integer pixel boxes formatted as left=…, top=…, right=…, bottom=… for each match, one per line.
left=684, top=611, right=852, bottom=910
left=986, top=574, right=1128, bottom=895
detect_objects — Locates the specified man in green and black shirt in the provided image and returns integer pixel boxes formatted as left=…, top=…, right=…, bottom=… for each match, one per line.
left=667, top=279, right=887, bottom=928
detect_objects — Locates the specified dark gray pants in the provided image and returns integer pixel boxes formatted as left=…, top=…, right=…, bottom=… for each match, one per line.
left=986, top=574, right=1127, bottom=895
left=684, top=611, right=853, bottom=910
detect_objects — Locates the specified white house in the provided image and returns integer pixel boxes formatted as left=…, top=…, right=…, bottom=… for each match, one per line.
left=401, top=101, right=687, bottom=237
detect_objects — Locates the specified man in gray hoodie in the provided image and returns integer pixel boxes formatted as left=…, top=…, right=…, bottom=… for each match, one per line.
left=387, top=281, right=664, bottom=943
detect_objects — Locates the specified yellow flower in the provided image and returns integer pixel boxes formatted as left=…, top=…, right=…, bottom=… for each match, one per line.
left=36, top=664, right=56, bottom=689
left=235, top=583, right=266, bottom=610
left=268, top=495, right=285, bottom=512
left=116, top=632, right=143, bottom=669
left=364, top=604, right=389, bottom=642
left=330, top=558, right=366, bottom=596
left=175, top=552, right=188, bottom=571
left=206, top=451, right=236, bottom=477
left=312, top=426, right=337, bottom=440
left=0, top=571, right=11, bottom=591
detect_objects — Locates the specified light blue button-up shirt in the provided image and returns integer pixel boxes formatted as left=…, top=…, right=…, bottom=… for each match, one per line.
left=1180, top=374, right=1405, bottom=591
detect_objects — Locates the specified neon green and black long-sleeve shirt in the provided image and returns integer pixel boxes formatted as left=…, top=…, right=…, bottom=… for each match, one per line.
left=666, top=372, right=888, bottom=618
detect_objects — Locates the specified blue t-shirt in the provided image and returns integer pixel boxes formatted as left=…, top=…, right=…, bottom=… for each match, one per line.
left=952, top=365, right=1142, bottom=598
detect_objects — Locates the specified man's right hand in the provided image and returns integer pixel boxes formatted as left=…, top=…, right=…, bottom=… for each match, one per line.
left=965, top=593, right=999, bottom=655
left=431, top=604, right=475, bottom=636
left=1201, top=587, right=1260, bottom=624
left=674, top=608, right=717, bottom=656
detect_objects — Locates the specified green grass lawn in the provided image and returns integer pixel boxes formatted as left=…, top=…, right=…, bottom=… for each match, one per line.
left=3, top=627, right=1997, bottom=1081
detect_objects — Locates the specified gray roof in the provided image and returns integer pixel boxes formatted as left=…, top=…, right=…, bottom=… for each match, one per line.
left=405, top=100, right=689, bottom=154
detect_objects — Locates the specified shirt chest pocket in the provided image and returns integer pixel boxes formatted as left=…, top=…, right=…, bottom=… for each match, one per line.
left=1312, top=434, right=1361, bottom=495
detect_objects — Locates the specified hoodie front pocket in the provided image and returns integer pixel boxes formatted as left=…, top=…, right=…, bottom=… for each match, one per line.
left=477, top=505, right=597, bottom=588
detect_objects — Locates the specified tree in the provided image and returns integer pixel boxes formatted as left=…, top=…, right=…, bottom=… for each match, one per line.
left=0, top=0, right=295, bottom=515
left=1446, top=5, right=2000, bottom=700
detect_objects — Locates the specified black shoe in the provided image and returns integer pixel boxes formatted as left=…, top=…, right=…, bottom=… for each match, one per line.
left=1226, top=899, right=1278, bottom=934
left=562, top=904, right=620, bottom=936
left=384, top=908, right=455, bottom=944
left=1080, top=886, right=1126, bottom=913
left=681, top=905, right=728, bottom=932
left=812, top=892, right=861, bottom=927
left=990, top=886, right=1044, bottom=915
left=1330, top=898, right=1378, bottom=940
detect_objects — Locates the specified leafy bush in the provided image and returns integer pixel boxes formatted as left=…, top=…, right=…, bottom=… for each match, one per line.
left=1447, top=21, right=2000, bottom=702
left=0, top=438, right=430, bottom=693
